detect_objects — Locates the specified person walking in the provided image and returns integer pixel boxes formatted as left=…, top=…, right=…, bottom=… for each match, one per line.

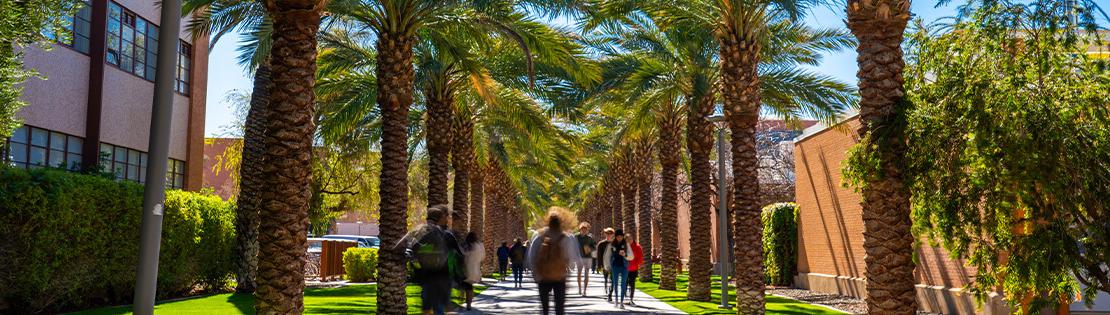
left=461, top=232, right=484, bottom=311
left=497, top=242, right=511, bottom=281
left=608, top=229, right=632, bottom=309
left=595, top=228, right=615, bottom=301
left=627, top=239, right=644, bottom=305
left=526, top=207, right=580, bottom=315
left=396, top=204, right=461, bottom=315
left=573, top=222, right=596, bottom=297
left=509, top=238, right=527, bottom=288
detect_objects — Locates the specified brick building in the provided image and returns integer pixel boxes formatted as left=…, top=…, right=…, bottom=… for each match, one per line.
left=793, top=114, right=1110, bottom=314
left=3, top=0, right=208, bottom=190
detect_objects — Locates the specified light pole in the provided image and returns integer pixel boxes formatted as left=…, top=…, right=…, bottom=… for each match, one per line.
left=356, top=221, right=363, bottom=235
left=133, top=0, right=182, bottom=314
left=707, top=114, right=731, bottom=309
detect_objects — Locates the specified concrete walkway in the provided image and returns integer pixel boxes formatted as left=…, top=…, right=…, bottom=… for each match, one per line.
left=460, top=270, right=685, bottom=314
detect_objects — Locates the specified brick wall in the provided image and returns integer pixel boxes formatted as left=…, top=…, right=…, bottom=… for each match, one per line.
left=793, top=117, right=1001, bottom=314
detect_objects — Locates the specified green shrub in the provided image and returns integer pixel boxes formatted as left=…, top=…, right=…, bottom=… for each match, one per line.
left=0, top=167, right=236, bottom=313
left=761, top=202, right=799, bottom=286
left=342, top=247, right=378, bottom=282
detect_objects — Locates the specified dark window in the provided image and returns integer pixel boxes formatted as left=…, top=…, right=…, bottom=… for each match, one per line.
left=100, top=143, right=185, bottom=189
left=57, top=1, right=93, bottom=54
left=4, top=125, right=84, bottom=170
left=176, top=42, right=191, bottom=94
left=103, top=2, right=192, bottom=94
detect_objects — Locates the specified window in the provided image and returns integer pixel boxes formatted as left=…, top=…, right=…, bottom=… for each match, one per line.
left=55, top=1, right=93, bottom=54
left=4, top=126, right=84, bottom=170
left=104, top=2, right=191, bottom=92
left=176, top=42, right=191, bottom=94
left=99, top=143, right=185, bottom=189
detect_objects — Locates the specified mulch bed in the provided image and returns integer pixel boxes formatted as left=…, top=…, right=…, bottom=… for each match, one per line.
left=767, top=287, right=940, bottom=315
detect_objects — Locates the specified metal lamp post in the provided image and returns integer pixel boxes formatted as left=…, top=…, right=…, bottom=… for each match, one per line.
left=707, top=114, right=731, bottom=309
left=132, top=0, right=182, bottom=314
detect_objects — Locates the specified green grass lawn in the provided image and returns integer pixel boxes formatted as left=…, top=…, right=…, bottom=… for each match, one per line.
left=636, top=266, right=847, bottom=315
left=71, top=284, right=485, bottom=315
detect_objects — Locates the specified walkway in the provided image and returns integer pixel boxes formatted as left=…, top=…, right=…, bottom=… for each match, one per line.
left=461, top=270, right=685, bottom=314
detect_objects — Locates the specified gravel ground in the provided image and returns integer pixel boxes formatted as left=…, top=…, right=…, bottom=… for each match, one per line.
left=767, top=288, right=941, bottom=315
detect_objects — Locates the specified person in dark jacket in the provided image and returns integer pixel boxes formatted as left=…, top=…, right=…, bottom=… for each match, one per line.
left=496, top=242, right=511, bottom=281
left=594, top=227, right=615, bottom=301
left=508, top=238, right=527, bottom=288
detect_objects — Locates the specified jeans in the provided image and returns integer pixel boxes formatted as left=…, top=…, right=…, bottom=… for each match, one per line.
left=420, top=282, right=449, bottom=315
left=610, top=265, right=628, bottom=303
left=512, top=264, right=524, bottom=285
left=498, top=259, right=508, bottom=278
left=538, top=281, right=567, bottom=315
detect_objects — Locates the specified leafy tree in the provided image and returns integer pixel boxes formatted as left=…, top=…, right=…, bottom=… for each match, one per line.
left=0, top=0, right=79, bottom=138
left=892, top=0, right=1109, bottom=310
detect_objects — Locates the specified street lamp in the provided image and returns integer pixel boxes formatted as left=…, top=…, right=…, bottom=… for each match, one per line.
left=133, top=0, right=182, bottom=314
left=706, top=114, right=731, bottom=310
left=356, top=221, right=363, bottom=235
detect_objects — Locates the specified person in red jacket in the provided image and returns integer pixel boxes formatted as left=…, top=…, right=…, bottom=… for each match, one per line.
left=626, top=239, right=644, bottom=305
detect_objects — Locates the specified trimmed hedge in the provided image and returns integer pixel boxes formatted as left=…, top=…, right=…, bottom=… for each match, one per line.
left=0, top=167, right=236, bottom=313
left=761, top=202, right=799, bottom=286
left=342, top=247, right=378, bottom=282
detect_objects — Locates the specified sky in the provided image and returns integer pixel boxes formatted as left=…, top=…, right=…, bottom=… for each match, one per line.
left=201, top=2, right=969, bottom=137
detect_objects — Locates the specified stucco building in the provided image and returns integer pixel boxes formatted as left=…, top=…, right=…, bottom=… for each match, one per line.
left=3, top=0, right=208, bottom=190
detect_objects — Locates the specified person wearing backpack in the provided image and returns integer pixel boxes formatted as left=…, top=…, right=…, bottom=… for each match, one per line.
left=526, top=207, right=581, bottom=315
left=508, top=238, right=526, bottom=288
left=609, top=229, right=633, bottom=309
left=595, top=227, right=615, bottom=301
left=398, top=205, right=462, bottom=315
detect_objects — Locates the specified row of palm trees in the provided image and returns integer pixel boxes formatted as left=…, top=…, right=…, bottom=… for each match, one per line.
left=571, top=0, right=916, bottom=314
left=184, top=0, right=913, bottom=313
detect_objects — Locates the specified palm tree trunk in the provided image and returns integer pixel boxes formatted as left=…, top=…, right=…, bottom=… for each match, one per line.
left=622, top=185, right=636, bottom=241
left=720, top=28, right=766, bottom=314
left=234, top=59, right=271, bottom=294
left=637, top=178, right=654, bottom=283
left=686, top=93, right=715, bottom=301
left=451, top=116, right=473, bottom=232
left=658, top=112, right=682, bottom=291
left=254, top=3, right=322, bottom=313
left=847, top=1, right=916, bottom=313
left=375, top=29, right=417, bottom=314
left=426, top=89, right=453, bottom=207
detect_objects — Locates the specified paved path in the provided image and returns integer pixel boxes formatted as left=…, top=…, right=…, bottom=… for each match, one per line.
left=460, top=270, right=685, bottom=314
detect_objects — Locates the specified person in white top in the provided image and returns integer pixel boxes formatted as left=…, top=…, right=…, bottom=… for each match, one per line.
left=461, top=231, right=484, bottom=311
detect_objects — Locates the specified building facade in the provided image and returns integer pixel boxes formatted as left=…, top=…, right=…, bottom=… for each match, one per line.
left=3, top=0, right=208, bottom=190
left=793, top=115, right=1110, bottom=314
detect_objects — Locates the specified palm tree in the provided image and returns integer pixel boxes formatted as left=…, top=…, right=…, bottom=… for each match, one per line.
left=251, top=0, right=326, bottom=312
left=846, top=1, right=915, bottom=313
left=182, top=0, right=269, bottom=293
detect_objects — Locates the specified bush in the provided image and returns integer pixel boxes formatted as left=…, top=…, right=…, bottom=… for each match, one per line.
left=342, top=247, right=378, bottom=282
left=0, top=167, right=236, bottom=313
left=761, top=202, right=798, bottom=286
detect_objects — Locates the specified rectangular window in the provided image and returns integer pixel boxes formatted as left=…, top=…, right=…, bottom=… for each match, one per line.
left=99, top=143, right=185, bottom=189
left=4, top=125, right=84, bottom=171
left=102, top=2, right=192, bottom=97
left=176, top=42, right=191, bottom=95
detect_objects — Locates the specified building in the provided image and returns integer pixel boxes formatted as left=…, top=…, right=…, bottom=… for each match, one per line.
left=202, top=137, right=239, bottom=200
left=3, top=0, right=208, bottom=190
left=793, top=114, right=1110, bottom=314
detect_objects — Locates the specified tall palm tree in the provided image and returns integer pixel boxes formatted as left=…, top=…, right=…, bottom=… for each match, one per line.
left=252, top=0, right=326, bottom=312
left=846, top=0, right=915, bottom=313
left=182, top=0, right=270, bottom=293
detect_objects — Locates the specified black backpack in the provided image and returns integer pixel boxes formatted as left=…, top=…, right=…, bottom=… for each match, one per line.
left=410, top=225, right=449, bottom=272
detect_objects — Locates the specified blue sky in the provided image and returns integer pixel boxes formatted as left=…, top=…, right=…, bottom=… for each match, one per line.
left=201, top=2, right=968, bottom=136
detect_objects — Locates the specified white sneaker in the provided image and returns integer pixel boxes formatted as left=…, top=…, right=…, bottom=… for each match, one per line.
left=619, top=304, right=625, bottom=309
